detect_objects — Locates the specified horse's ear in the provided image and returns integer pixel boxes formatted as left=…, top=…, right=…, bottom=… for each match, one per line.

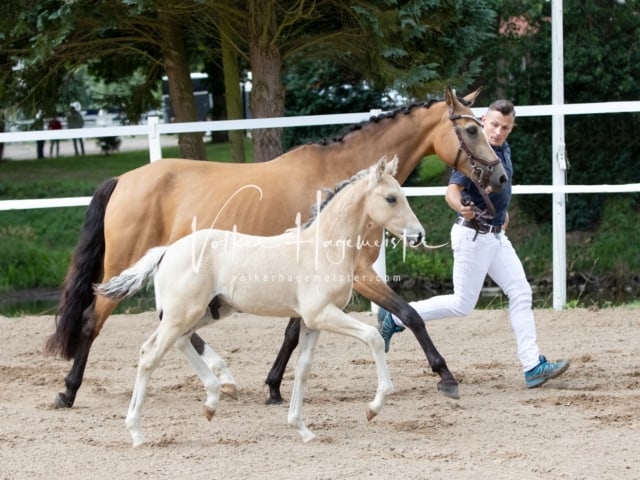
left=386, top=154, right=399, bottom=177
left=445, top=85, right=458, bottom=109
left=463, top=87, right=482, bottom=107
left=446, top=85, right=482, bottom=108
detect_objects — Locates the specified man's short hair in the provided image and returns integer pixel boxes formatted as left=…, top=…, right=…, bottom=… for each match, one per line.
left=488, top=99, right=515, bottom=117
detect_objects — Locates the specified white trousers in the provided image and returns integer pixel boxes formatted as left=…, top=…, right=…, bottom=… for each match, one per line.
left=400, top=223, right=540, bottom=371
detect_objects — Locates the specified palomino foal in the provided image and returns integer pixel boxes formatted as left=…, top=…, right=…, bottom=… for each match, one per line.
left=95, top=157, right=424, bottom=446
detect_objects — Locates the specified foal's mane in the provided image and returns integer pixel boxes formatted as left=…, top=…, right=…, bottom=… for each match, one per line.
left=299, top=167, right=371, bottom=230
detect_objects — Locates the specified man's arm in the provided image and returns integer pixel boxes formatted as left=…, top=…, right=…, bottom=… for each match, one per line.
left=445, top=183, right=475, bottom=221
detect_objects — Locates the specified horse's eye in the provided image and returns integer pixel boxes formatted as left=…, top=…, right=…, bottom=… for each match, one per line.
left=466, top=125, right=478, bottom=135
left=386, top=195, right=397, bottom=204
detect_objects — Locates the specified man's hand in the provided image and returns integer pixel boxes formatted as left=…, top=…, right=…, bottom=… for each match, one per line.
left=459, top=201, right=476, bottom=221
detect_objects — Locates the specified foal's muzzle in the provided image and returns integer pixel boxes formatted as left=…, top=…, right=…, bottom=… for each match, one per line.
left=403, top=228, right=425, bottom=247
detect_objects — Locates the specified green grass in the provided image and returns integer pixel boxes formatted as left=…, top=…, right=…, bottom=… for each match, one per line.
left=0, top=140, right=245, bottom=297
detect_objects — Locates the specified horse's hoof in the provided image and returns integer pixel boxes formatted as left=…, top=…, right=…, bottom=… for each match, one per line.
left=264, top=394, right=284, bottom=406
left=54, top=392, right=73, bottom=409
left=220, top=383, right=238, bottom=400
left=203, top=405, right=216, bottom=422
left=437, top=380, right=460, bottom=400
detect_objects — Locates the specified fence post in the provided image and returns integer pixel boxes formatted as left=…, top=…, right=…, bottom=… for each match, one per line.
left=147, top=116, right=162, bottom=162
left=551, top=0, right=567, bottom=309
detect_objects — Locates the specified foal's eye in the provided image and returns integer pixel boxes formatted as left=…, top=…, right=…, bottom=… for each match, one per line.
left=466, top=125, right=478, bottom=135
left=386, top=195, right=397, bottom=204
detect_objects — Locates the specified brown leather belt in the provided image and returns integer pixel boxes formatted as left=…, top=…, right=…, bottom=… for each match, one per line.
left=455, top=217, right=502, bottom=234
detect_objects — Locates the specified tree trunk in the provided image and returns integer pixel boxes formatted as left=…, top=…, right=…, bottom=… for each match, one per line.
left=221, top=28, right=246, bottom=163
left=0, top=119, right=5, bottom=161
left=160, top=12, right=207, bottom=160
left=248, top=0, right=284, bottom=163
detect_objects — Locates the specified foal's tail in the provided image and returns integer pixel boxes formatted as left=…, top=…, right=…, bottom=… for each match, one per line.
left=94, top=246, right=167, bottom=299
left=45, top=178, right=118, bottom=360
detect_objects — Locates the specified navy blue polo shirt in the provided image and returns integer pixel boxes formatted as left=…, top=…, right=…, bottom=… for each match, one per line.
left=449, top=142, right=513, bottom=226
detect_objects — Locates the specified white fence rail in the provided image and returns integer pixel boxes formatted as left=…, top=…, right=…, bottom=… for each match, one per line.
left=1, top=101, right=639, bottom=308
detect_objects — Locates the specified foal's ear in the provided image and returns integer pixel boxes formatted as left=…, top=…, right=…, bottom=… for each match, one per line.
left=386, top=154, right=399, bottom=176
left=374, top=155, right=387, bottom=181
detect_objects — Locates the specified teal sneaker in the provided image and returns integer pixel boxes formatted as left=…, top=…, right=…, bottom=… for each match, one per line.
left=377, top=307, right=405, bottom=353
left=525, top=355, right=570, bottom=388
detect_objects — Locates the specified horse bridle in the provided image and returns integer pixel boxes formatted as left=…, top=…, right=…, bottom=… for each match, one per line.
left=448, top=108, right=500, bottom=218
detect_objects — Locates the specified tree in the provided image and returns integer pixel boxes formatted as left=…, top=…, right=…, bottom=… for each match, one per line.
left=1, top=0, right=499, bottom=163
left=281, top=58, right=395, bottom=150
left=209, top=0, right=498, bottom=161
left=0, top=0, right=210, bottom=160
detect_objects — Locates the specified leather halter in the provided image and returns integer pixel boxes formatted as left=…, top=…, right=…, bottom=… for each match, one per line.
left=448, top=109, right=500, bottom=218
left=449, top=111, right=501, bottom=186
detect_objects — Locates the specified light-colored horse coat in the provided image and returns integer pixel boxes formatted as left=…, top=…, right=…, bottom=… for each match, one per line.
left=96, top=157, right=424, bottom=446
left=48, top=87, right=507, bottom=409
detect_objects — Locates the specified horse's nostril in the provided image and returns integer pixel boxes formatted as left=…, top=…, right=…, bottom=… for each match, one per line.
left=500, top=175, right=507, bottom=184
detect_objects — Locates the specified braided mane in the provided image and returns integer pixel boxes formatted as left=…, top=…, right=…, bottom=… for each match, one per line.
left=310, top=97, right=457, bottom=147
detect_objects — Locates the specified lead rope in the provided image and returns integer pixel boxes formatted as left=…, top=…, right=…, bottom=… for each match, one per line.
left=461, top=198, right=495, bottom=241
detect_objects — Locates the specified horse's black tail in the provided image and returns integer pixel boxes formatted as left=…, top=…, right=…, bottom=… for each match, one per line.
left=45, top=177, right=118, bottom=360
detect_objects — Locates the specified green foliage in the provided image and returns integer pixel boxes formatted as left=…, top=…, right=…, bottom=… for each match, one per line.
left=386, top=195, right=454, bottom=280
left=478, top=0, right=640, bottom=231
left=352, top=0, right=497, bottom=97
left=573, top=196, right=640, bottom=275
left=386, top=163, right=454, bottom=279
left=0, top=228, right=73, bottom=291
left=282, top=59, right=396, bottom=149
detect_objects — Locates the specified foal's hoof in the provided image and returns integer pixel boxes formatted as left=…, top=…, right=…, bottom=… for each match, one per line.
left=366, top=409, right=378, bottom=422
left=53, top=392, right=73, bottom=409
left=220, top=383, right=238, bottom=400
left=203, top=406, right=216, bottom=422
left=437, top=380, right=460, bottom=400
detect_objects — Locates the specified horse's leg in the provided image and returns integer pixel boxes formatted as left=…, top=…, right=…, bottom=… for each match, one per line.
left=355, top=278, right=460, bottom=399
left=264, top=317, right=301, bottom=405
left=54, top=295, right=119, bottom=408
left=175, top=335, right=223, bottom=419
left=305, top=304, right=394, bottom=422
left=287, top=322, right=320, bottom=442
left=47, top=178, right=119, bottom=408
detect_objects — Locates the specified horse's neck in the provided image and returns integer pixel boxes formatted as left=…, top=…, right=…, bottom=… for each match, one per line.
left=282, top=103, right=444, bottom=184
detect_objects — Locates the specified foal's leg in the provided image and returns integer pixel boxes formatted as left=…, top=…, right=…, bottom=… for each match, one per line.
left=313, top=304, right=393, bottom=417
left=287, top=323, right=320, bottom=442
left=126, top=323, right=186, bottom=447
left=289, top=304, right=393, bottom=441
left=189, top=336, right=238, bottom=399
left=175, top=335, right=223, bottom=420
